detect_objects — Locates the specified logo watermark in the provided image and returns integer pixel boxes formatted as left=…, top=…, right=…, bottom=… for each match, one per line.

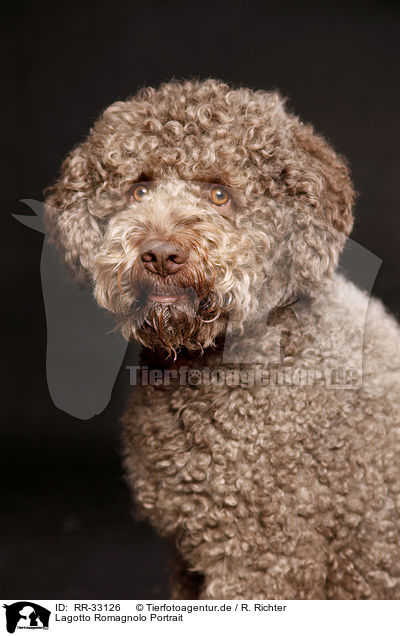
left=3, top=603, right=51, bottom=633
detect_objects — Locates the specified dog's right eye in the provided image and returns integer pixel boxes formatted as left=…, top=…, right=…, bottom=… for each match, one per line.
left=210, top=186, right=230, bottom=206
left=129, top=184, right=150, bottom=202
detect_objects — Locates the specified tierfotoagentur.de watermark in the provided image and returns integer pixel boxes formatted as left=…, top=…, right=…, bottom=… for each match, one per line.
left=126, top=365, right=360, bottom=388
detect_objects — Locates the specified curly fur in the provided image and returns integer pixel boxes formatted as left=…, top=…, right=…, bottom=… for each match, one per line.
left=45, top=79, right=400, bottom=599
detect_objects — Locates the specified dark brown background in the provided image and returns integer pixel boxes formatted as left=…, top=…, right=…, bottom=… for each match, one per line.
left=2, top=0, right=400, bottom=599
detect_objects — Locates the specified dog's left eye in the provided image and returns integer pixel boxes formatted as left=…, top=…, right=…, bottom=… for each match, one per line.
left=130, top=184, right=150, bottom=202
left=210, top=186, right=230, bottom=206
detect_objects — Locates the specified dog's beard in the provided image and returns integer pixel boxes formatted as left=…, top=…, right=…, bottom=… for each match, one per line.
left=94, top=254, right=254, bottom=355
left=123, top=289, right=226, bottom=356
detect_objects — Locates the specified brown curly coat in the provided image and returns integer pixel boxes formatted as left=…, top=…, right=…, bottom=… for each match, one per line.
left=45, top=79, right=400, bottom=599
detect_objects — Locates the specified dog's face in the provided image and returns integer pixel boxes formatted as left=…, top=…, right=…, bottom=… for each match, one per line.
left=92, top=178, right=285, bottom=353
left=45, top=79, right=354, bottom=355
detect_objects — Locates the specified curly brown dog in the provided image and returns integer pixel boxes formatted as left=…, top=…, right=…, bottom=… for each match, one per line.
left=45, top=79, right=400, bottom=599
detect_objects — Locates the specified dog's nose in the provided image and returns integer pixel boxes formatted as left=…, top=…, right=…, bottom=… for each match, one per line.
left=140, top=240, right=188, bottom=276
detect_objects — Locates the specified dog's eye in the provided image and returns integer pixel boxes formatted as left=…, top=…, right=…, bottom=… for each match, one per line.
left=130, top=183, right=150, bottom=202
left=210, top=186, right=230, bottom=206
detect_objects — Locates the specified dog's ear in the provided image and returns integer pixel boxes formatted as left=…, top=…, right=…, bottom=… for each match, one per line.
left=44, top=141, right=104, bottom=284
left=282, top=116, right=355, bottom=295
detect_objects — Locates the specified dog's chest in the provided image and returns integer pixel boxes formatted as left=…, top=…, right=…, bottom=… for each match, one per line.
left=123, top=366, right=360, bottom=528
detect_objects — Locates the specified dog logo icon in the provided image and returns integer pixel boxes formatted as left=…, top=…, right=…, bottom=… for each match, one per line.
left=3, top=602, right=51, bottom=633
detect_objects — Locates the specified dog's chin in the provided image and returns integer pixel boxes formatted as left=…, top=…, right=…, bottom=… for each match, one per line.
left=128, top=295, right=225, bottom=355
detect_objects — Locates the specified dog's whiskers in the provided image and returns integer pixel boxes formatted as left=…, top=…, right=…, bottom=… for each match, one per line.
left=117, top=262, right=128, bottom=296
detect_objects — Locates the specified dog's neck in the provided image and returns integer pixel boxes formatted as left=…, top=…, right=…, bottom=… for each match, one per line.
left=139, top=334, right=227, bottom=372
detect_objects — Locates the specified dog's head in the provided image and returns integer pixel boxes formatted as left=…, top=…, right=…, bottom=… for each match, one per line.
left=45, top=79, right=354, bottom=355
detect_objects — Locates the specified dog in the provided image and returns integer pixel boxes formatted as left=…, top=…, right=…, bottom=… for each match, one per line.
left=45, top=79, right=400, bottom=599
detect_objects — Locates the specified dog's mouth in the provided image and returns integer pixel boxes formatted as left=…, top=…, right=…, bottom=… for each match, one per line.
left=147, top=291, right=190, bottom=304
left=138, top=285, right=197, bottom=307
left=133, top=281, right=224, bottom=323
left=123, top=279, right=228, bottom=354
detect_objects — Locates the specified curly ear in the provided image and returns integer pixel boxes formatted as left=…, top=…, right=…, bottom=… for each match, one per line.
left=283, top=118, right=355, bottom=295
left=44, top=142, right=104, bottom=284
